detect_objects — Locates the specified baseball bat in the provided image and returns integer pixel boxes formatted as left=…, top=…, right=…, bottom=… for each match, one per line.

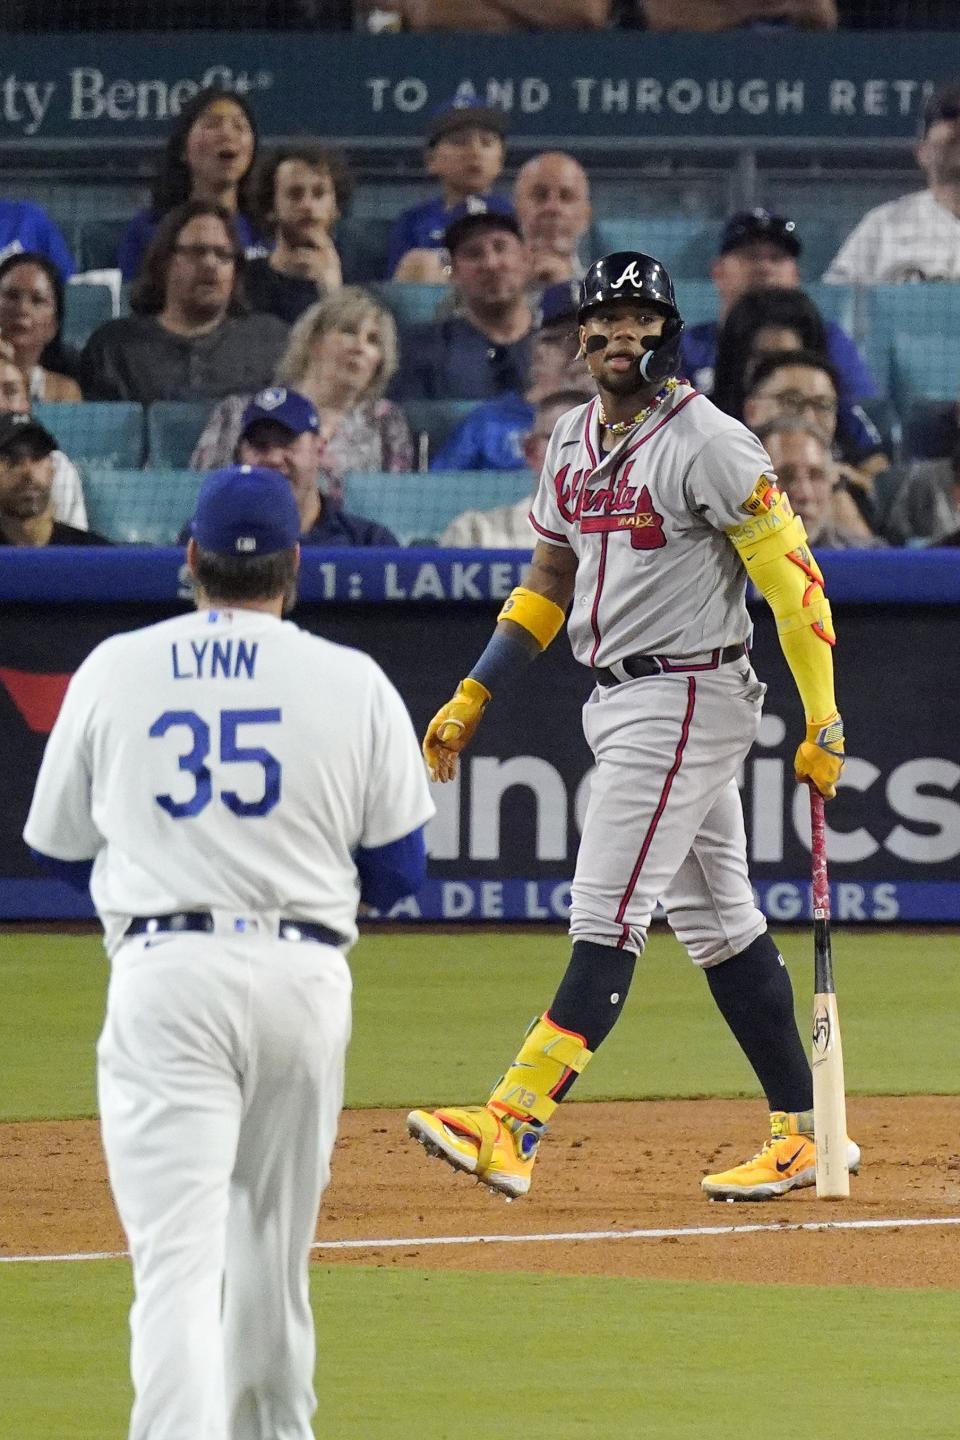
left=809, top=787, right=850, bottom=1199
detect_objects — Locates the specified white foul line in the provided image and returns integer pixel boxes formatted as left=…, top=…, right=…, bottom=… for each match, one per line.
left=2, top=1214, right=959, bottom=1265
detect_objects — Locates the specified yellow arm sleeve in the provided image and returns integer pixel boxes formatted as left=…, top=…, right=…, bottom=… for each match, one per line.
left=726, top=492, right=838, bottom=725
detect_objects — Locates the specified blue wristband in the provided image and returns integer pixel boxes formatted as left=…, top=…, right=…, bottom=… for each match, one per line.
left=470, top=625, right=541, bottom=694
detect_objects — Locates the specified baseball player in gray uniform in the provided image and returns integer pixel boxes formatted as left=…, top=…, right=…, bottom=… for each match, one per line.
left=24, top=465, right=434, bottom=1440
left=408, top=252, right=858, bottom=1202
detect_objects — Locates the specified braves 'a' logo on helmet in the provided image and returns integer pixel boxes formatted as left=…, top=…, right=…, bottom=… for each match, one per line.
left=609, top=261, right=646, bottom=292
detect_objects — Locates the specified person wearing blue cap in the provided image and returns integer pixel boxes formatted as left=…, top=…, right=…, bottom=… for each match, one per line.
left=387, top=100, right=510, bottom=279
left=24, top=459, right=434, bottom=1440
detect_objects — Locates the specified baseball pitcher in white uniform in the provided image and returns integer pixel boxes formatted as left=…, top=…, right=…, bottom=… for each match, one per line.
left=24, top=465, right=434, bottom=1440
left=408, top=251, right=858, bottom=1203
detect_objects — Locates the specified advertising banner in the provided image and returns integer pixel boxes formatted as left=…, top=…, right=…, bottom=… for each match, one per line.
left=0, top=32, right=956, bottom=147
left=2, top=549, right=957, bottom=924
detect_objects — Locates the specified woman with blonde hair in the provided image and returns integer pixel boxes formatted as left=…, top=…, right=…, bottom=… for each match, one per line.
left=191, top=286, right=413, bottom=496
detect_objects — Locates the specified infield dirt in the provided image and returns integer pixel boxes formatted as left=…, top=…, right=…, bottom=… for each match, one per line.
left=3, top=1096, right=958, bottom=1287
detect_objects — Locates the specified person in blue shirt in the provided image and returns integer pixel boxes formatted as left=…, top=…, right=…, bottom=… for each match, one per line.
left=681, top=208, right=877, bottom=403
left=393, top=206, right=535, bottom=404
left=387, top=101, right=509, bottom=280
left=117, top=87, right=267, bottom=283
left=430, top=279, right=590, bottom=470
left=0, top=200, right=75, bottom=279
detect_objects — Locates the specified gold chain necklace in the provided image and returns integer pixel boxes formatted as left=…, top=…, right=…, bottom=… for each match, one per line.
left=599, top=377, right=680, bottom=437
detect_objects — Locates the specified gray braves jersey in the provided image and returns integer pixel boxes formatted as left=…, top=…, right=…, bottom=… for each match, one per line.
left=529, top=383, right=775, bottom=667
left=25, top=607, right=434, bottom=955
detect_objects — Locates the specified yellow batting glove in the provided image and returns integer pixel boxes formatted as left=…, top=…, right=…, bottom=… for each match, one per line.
left=422, top=677, right=491, bottom=783
left=794, top=712, right=845, bottom=800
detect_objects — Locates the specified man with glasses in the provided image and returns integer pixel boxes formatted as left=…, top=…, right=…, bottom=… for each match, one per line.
left=755, top=417, right=883, bottom=548
left=681, top=208, right=877, bottom=407
left=80, top=200, right=288, bottom=404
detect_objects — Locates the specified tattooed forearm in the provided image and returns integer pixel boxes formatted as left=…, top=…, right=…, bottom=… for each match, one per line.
left=523, top=541, right=578, bottom=607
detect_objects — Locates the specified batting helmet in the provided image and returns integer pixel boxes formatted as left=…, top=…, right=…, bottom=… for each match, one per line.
left=578, top=251, right=681, bottom=325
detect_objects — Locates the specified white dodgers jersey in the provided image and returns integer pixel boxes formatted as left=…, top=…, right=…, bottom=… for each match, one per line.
left=24, top=609, right=435, bottom=954
left=530, top=384, right=776, bottom=667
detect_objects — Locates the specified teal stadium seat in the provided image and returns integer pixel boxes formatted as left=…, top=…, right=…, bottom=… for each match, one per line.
left=338, top=216, right=393, bottom=284
left=890, top=333, right=960, bottom=408
left=804, top=282, right=856, bottom=334
left=401, top=399, right=478, bottom=468
left=62, top=283, right=114, bottom=349
left=862, top=283, right=960, bottom=397
left=81, top=467, right=203, bottom=545
left=671, top=279, right=719, bottom=327
left=147, top=401, right=213, bottom=468
left=78, top=217, right=129, bottom=273
left=591, top=217, right=723, bottom=280
left=34, top=401, right=144, bottom=468
left=341, top=469, right=532, bottom=545
left=369, top=282, right=448, bottom=330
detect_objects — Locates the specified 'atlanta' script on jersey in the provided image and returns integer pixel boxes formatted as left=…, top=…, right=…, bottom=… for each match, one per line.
left=555, top=459, right=667, bottom=549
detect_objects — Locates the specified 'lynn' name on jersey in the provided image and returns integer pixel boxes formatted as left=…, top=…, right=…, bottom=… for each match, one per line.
left=171, top=638, right=259, bottom=680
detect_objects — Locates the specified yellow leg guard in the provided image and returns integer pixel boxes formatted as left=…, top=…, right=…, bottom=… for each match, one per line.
left=488, top=1014, right=594, bottom=1128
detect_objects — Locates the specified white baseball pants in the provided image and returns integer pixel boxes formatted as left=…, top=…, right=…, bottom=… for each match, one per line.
left=570, top=660, right=768, bottom=963
left=97, top=932, right=352, bottom=1440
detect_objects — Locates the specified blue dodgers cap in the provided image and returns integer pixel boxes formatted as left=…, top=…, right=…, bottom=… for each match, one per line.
left=537, top=280, right=580, bottom=331
left=443, top=195, right=520, bottom=254
left=426, top=98, right=508, bottom=146
left=191, top=465, right=300, bottom=556
left=719, top=208, right=801, bottom=258
left=239, top=386, right=320, bottom=441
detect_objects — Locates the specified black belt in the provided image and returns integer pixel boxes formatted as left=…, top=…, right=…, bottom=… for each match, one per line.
left=125, top=912, right=348, bottom=949
left=595, top=641, right=749, bottom=688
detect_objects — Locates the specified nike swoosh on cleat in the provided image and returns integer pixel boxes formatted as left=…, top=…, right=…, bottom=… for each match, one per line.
left=776, top=1146, right=807, bottom=1173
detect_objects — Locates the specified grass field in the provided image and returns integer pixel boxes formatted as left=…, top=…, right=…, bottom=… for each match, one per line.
left=1, top=925, right=958, bottom=1438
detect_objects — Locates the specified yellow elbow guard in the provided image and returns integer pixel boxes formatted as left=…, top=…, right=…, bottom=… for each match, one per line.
left=497, top=586, right=566, bottom=650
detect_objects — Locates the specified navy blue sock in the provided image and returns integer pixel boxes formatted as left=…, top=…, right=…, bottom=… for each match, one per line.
left=545, top=940, right=636, bottom=1105
left=705, top=932, right=813, bottom=1113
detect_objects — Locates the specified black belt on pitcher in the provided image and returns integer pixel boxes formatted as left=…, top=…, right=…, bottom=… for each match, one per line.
left=124, top=912, right=348, bottom=948
left=594, top=641, right=749, bottom=688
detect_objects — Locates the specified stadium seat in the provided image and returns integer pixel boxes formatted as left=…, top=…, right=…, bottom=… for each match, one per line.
left=33, top=401, right=144, bottom=468
left=671, top=280, right=719, bottom=328
left=77, top=217, right=128, bottom=273
left=804, top=282, right=857, bottom=333
left=891, top=333, right=960, bottom=408
left=61, top=283, right=114, bottom=349
left=401, top=399, right=478, bottom=469
left=369, top=282, right=448, bottom=330
left=146, top=401, right=213, bottom=468
left=337, top=216, right=393, bottom=284
left=341, top=469, right=532, bottom=545
left=591, top=217, right=723, bottom=280
left=861, top=283, right=960, bottom=396
left=81, top=467, right=203, bottom=545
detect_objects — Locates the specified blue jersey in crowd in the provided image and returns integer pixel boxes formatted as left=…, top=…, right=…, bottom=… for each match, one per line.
left=0, top=201, right=75, bottom=278
left=393, top=317, right=532, bottom=404
left=387, top=193, right=505, bottom=276
left=430, top=392, right=534, bottom=471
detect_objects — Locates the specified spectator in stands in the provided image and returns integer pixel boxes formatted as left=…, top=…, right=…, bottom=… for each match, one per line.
left=80, top=202, right=287, bottom=405
left=886, top=410, right=960, bottom=546
left=513, top=152, right=592, bottom=285
left=0, top=412, right=108, bottom=547
left=191, top=287, right=412, bottom=499
left=245, top=144, right=352, bottom=322
left=0, top=253, right=81, bottom=402
left=439, top=387, right=589, bottom=547
left=388, top=101, right=509, bottom=280
left=635, top=1, right=836, bottom=29
left=0, top=358, right=87, bottom=529
left=394, top=207, right=534, bottom=402
left=431, top=280, right=589, bottom=469
left=710, top=287, right=885, bottom=490
left=756, top=417, right=883, bottom=549
left=682, top=209, right=876, bottom=403
left=358, top=0, right=611, bottom=28
left=117, top=88, right=265, bottom=283
left=743, top=349, right=883, bottom=540
left=181, top=390, right=396, bottom=547
left=0, top=199, right=75, bottom=279
left=825, top=81, right=960, bottom=283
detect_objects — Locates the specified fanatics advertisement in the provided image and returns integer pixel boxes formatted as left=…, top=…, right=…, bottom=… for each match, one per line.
left=1, top=550, right=957, bottom=925
left=0, top=32, right=957, bottom=147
